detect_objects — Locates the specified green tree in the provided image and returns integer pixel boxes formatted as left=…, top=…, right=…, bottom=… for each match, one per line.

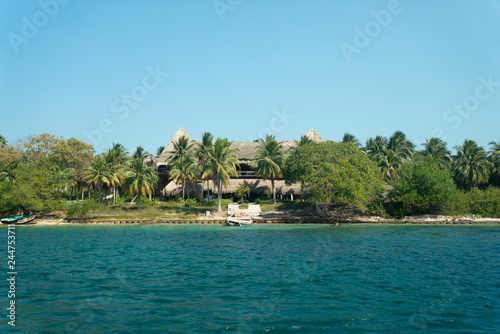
left=0, top=163, right=65, bottom=213
left=169, top=155, right=198, bottom=211
left=133, top=146, right=149, bottom=160
left=251, top=135, right=284, bottom=204
left=294, top=135, right=314, bottom=148
left=196, top=132, right=214, bottom=202
left=202, top=138, right=239, bottom=212
left=84, top=156, right=118, bottom=204
left=388, top=161, right=457, bottom=216
left=417, top=137, right=451, bottom=169
left=453, top=140, right=490, bottom=191
left=168, top=136, right=195, bottom=201
left=122, top=158, right=158, bottom=210
left=236, top=184, right=250, bottom=203
left=341, top=132, right=361, bottom=148
left=363, top=131, right=414, bottom=180
left=0, top=134, right=7, bottom=148
left=285, top=141, right=383, bottom=216
left=489, top=140, right=500, bottom=187
left=156, top=146, right=165, bottom=156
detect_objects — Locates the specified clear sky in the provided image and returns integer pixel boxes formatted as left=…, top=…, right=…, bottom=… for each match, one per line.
left=1, top=0, right=499, bottom=155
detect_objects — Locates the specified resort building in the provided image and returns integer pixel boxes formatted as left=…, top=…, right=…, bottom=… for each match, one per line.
left=147, top=128, right=323, bottom=200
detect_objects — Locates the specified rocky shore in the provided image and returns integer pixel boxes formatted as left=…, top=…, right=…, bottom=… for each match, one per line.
left=30, top=214, right=500, bottom=225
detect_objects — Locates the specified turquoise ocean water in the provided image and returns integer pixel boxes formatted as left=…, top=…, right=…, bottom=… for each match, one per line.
left=2, top=224, right=500, bottom=333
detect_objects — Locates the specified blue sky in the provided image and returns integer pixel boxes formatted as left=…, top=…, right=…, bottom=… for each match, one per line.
left=1, top=0, right=499, bottom=155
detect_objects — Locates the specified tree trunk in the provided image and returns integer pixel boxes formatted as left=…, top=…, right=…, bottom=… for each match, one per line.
left=272, top=178, right=276, bottom=204
left=217, top=175, right=222, bottom=212
left=70, top=187, right=74, bottom=202
left=206, top=179, right=210, bottom=203
left=138, top=191, right=141, bottom=210
left=188, top=182, right=191, bottom=212
left=182, top=177, right=186, bottom=201
left=81, top=184, right=84, bottom=200
left=98, top=185, right=102, bottom=204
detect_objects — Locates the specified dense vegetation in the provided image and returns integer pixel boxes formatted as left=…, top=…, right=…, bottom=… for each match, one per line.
left=1, top=131, right=499, bottom=218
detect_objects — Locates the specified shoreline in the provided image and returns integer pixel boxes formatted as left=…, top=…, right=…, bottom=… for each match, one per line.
left=27, top=214, right=500, bottom=225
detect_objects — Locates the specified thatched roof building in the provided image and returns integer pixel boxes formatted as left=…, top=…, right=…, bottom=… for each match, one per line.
left=149, top=128, right=322, bottom=198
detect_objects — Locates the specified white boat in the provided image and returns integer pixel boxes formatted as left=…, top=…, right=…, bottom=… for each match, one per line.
left=226, top=215, right=252, bottom=226
left=226, top=203, right=261, bottom=226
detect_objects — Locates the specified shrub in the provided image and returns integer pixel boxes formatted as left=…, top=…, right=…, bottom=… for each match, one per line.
left=66, top=200, right=102, bottom=220
left=388, top=161, right=457, bottom=217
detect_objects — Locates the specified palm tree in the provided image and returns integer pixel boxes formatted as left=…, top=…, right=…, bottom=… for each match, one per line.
left=156, top=146, right=165, bottom=156
left=452, top=140, right=490, bottom=191
left=341, top=132, right=361, bottom=148
left=202, top=138, right=239, bottom=212
left=489, top=140, right=500, bottom=186
left=0, top=135, right=7, bottom=148
left=294, top=135, right=314, bottom=148
left=196, top=132, right=214, bottom=202
left=363, top=131, right=414, bottom=181
left=84, top=156, right=116, bottom=204
left=121, top=158, right=158, bottom=209
left=252, top=135, right=284, bottom=204
left=169, top=155, right=198, bottom=211
left=168, top=136, right=195, bottom=201
left=133, top=146, right=149, bottom=160
left=104, top=148, right=126, bottom=204
left=417, top=138, right=451, bottom=169
left=236, top=184, right=250, bottom=204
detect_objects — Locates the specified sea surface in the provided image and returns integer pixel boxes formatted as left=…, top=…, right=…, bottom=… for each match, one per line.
left=2, top=224, right=500, bottom=333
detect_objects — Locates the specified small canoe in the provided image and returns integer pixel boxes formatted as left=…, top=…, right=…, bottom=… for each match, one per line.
left=1, top=214, right=28, bottom=223
left=16, top=215, right=36, bottom=224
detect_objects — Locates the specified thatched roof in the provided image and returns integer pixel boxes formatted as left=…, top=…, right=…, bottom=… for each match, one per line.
left=163, top=179, right=302, bottom=196
left=151, top=127, right=323, bottom=166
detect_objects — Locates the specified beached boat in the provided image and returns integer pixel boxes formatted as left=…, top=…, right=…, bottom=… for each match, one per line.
left=226, top=203, right=261, bottom=226
left=227, top=214, right=252, bottom=226
left=1, top=214, right=36, bottom=224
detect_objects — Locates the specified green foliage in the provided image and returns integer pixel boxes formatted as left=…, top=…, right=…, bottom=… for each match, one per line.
left=0, top=163, right=65, bottom=213
left=450, top=187, right=500, bottom=217
left=252, top=135, right=284, bottom=204
left=183, top=198, right=197, bottom=207
left=236, top=184, right=250, bottom=203
left=285, top=141, right=383, bottom=211
left=387, top=161, right=457, bottom=217
left=453, top=139, right=490, bottom=190
left=66, top=200, right=102, bottom=220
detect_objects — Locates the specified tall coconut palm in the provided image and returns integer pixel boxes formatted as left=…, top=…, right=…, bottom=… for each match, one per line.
left=169, top=155, right=198, bottom=211
left=104, top=148, right=126, bottom=204
left=294, top=135, right=314, bottom=148
left=202, top=138, right=239, bottom=212
left=121, top=158, right=158, bottom=209
left=363, top=131, right=414, bottom=181
left=84, top=155, right=116, bottom=204
left=0, top=135, right=7, bottom=148
left=488, top=140, right=500, bottom=187
left=132, top=146, right=149, bottom=160
left=342, top=132, right=361, bottom=148
left=452, top=140, right=490, bottom=191
left=168, top=136, right=195, bottom=201
left=252, top=135, right=284, bottom=204
left=156, top=146, right=165, bottom=156
left=417, top=138, right=451, bottom=169
left=196, top=132, right=214, bottom=202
